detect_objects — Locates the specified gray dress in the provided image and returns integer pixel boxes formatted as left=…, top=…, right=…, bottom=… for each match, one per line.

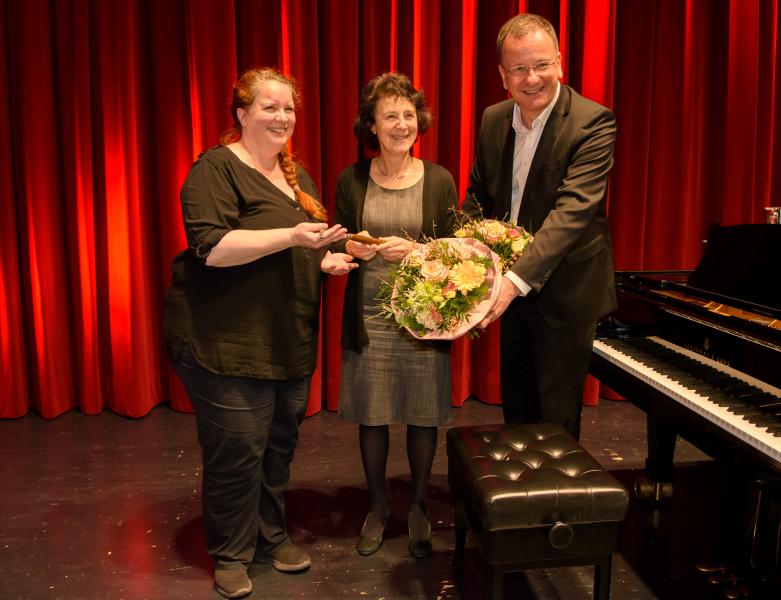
left=339, top=176, right=452, bottom=427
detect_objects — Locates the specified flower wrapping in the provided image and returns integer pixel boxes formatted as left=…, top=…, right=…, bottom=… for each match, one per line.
left=379, top=237, right=502, bottom=341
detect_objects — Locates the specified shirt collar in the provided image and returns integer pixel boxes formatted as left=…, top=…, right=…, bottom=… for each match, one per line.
left=512, top=82, right=561, bottom=135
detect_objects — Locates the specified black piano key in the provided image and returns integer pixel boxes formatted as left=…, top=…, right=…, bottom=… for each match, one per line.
left=762, top=426, right=781, bottom=437
left=751, top=416, right=779, bottom=426
left=608, top=338, right=781, bottom=441
left=755, top=393, right=781, bottom=406
left=754, top=415, right=781, bottom=426
left=710, top=395, right=744, bottom=409
left=723, top=384, right=756, bottom=395
left=757, top=406, right=781, bottom=418
left=749, top=397, right=781, bottom=410
left=728, top=406, right=765, bottom=419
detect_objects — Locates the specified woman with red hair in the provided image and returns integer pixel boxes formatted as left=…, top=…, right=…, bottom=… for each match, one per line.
left=164, top=68, right=355, bottom=598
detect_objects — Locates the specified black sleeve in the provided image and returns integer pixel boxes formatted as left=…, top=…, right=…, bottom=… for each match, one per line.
left=437, top=167, right=459, bottom=238
left=463, top=109, right=492, bottom=219
left=179, top=156, right=240, bottom=260
left=332, top=167, right=352, bottom=253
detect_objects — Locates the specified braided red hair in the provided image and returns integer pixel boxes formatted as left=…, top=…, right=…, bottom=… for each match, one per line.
left=278, top=149, right=327, bottom=222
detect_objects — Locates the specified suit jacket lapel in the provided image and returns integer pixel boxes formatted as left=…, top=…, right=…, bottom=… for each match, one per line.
left=519, top=85, right=570, bottom=230
left=495, top=105, right=514, bottom=221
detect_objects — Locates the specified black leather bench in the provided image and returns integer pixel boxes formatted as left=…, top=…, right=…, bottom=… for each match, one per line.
left=447, top=423, right=629, bottom=599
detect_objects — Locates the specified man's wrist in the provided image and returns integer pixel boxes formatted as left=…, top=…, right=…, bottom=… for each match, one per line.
left=503, top=271, right=531, bottom=297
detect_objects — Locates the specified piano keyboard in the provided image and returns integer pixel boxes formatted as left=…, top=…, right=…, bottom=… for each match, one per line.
left=593, top=336, right=781, bottom=466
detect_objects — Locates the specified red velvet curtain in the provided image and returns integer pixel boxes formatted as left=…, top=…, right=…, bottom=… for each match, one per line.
left=1, top=0, right=779, bottom=419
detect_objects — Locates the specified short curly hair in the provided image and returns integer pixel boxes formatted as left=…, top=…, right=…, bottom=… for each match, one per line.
left=353, top=72, right=432, bottom=151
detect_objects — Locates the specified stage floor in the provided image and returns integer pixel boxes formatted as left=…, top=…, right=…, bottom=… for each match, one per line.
left=0, top=396, right=748, bottom=599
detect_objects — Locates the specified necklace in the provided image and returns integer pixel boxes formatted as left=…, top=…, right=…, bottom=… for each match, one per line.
left=376, top=156, right=413, bottom=180
left=238, top=141, right=276, bottom=174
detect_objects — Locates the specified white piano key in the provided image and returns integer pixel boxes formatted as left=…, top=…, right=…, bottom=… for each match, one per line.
left=593, top=338, right=781, bottom=466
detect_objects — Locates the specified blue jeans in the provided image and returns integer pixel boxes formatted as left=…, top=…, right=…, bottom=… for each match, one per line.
left=174, top=344, right=310, bottom=569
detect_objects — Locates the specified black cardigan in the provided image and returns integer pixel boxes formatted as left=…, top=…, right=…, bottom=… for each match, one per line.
left=333, top=159, right=459, bottom=352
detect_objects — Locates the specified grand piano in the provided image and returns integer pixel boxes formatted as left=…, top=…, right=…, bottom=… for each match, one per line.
left=589, top=223, right=781, bottom=596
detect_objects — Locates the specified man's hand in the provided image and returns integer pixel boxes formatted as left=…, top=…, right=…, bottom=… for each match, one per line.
left=478, top=277, right=522, bottom=328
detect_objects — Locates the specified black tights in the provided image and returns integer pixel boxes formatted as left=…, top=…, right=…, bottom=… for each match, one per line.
left=359, top=424, right=437, bottom=515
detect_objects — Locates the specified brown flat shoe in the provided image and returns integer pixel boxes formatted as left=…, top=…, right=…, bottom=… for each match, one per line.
left=357, top=511, right=388, bottom=556
left=266, top=538, right=311, bottom=573
left=214, top=568, right=252, bottom=598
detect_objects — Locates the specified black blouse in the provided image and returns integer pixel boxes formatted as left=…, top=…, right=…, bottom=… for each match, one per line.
left=164, top=145, right=324, bottom=380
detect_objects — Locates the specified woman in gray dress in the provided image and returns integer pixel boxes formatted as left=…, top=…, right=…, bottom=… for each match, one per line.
left=333, top=73, right=458, bottom=559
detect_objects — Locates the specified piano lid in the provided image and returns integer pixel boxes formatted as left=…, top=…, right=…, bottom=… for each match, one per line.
left=687, top=223, right=781, bottom=311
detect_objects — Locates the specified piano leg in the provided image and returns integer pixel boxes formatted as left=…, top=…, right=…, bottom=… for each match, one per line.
left=699, top=472, right=781, bottom=598
left=635, top=414, right=676, bottom=501
left=744, top=478, right=781, bottom=594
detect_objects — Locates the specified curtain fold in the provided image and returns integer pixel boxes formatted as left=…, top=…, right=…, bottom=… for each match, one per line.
left=0, top=0, right=29, bottom=418
left=6, top=0, right=75, bottom=417
left=54, top=0, right=102, bottom=415
left=319, top=0, right=360, bottom=412
left=1, top=0, right=779, bottom=419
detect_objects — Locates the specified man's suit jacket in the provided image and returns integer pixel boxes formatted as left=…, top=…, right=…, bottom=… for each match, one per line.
left=464, top=84, right=618, bottom=329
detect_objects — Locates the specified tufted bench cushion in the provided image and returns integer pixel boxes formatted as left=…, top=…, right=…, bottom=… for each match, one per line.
left=447, top=423, right=629, bottom=600
left=448, top=422, right=628, bottom=531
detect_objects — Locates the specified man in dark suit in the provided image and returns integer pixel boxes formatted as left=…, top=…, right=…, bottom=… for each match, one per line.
left=463, top=13, right=617, bottom=439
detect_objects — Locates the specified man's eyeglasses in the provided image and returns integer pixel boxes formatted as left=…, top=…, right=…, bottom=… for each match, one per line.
left=502, top=57, right=558, bottom=79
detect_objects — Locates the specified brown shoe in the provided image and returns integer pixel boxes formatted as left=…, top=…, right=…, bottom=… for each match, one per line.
left=267, top=538, right=311, bottom=573
left=214, top=568, right=252, bottom=598
left=357, top=511, right=388, bottom=556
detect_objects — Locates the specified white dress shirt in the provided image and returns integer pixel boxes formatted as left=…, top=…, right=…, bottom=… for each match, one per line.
left=504, top=83, right=560, bottom=296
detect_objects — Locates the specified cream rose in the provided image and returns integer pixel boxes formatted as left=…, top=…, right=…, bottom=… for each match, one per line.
left=402, top=248, right=427, bottom=267
left=479, top=220, right=507, bottom=243
left=454, top=225, right=474, bottom=238
left=511, top=238, right=530, bottom=253
left=420, top=259, right=449, bottom=282
left=451, top=241, right=476, bottom=261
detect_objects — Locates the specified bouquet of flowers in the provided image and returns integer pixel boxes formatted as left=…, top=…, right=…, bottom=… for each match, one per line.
left=453, top=218, right=533, bottom=273
left=377, top=237, right=502, bottom=340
